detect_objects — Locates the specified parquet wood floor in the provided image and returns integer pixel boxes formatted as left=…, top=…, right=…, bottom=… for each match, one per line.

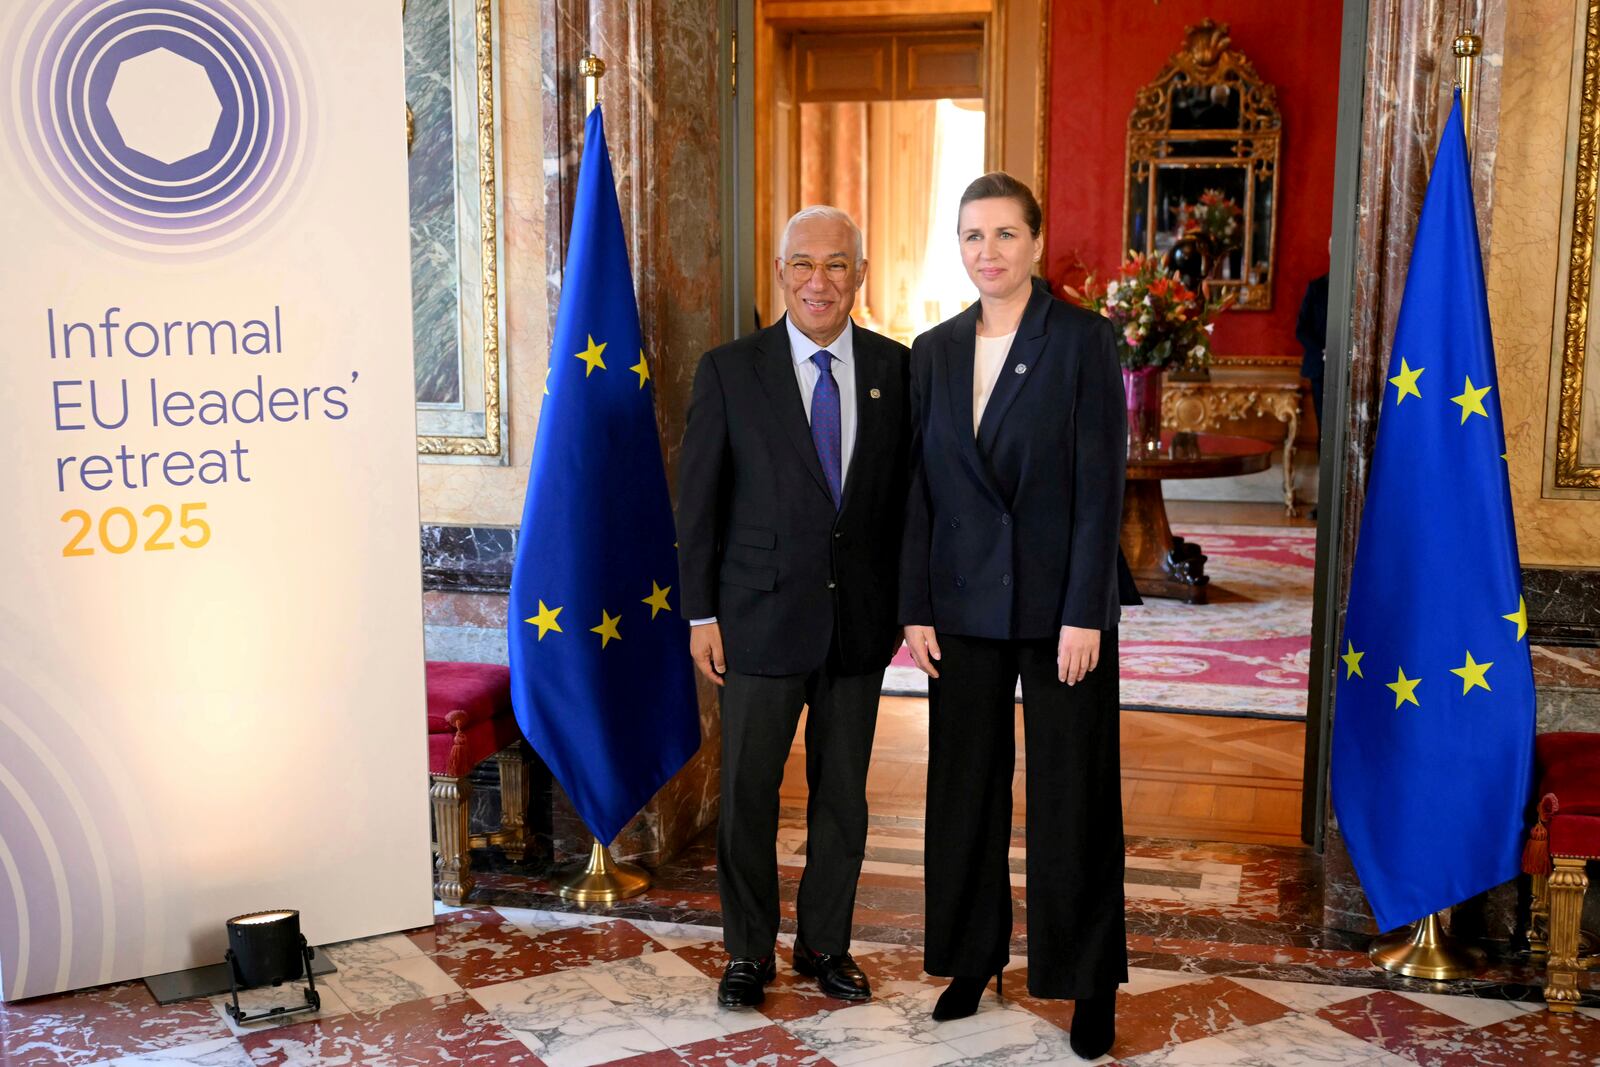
left=1167, top=497, right=1317, bottom=528
left=781, top=699, right=1305, bottom=846
left=780, top=499, right=1315, bottom=845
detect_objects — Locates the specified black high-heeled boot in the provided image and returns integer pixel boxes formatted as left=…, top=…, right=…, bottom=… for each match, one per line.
left=1069, top=988, right=1116, bottom=1060
left=930, top=971, right=1002, bottom=1021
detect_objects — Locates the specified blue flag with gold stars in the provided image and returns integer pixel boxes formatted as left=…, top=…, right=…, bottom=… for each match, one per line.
left=1332, top=94, right=1535, bottom=933
left=507, top=106, right=699, bottom=845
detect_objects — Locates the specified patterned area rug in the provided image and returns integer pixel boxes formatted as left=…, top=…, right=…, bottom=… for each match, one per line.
left=883, top=523, right=1315, bottom=720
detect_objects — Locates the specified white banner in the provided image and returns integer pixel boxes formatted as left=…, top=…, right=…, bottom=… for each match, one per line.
left=0, top=0, right=431, bottom=1001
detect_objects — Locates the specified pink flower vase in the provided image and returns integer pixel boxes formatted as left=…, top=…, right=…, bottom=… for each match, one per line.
left=1122, top=366, right=1163, bottom=454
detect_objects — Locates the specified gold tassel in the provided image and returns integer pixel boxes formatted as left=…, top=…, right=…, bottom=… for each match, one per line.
left=1522, top=793, right=1558, bottom=876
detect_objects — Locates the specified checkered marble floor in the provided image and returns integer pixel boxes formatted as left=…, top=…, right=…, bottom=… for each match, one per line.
left=3, top=823, right=1597, bottom=1065
left=3, top=904, right=1596, bottom=1066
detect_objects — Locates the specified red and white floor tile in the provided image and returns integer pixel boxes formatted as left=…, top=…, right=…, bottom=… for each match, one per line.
left=3, top=826, right=1596, bottom=1065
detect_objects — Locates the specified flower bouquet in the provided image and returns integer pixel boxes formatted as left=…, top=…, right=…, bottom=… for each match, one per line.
left=1180, top=189, right=1243, bottom=253
left=1065, top=252, right=1232, bottom=451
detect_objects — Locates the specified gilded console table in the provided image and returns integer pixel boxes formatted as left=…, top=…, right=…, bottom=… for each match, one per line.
left=1162, top=369, right=1304, bottom=515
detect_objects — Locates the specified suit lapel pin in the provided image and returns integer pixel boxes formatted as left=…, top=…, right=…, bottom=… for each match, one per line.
left=869, top=388, right=881, bottom=399
left=1014, top=363, right=1027, bottom=375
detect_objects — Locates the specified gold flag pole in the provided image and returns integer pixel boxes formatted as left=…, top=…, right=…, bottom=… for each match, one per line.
left=553, top=835, right=651, bottom=903
left=580, top=50, right=605, bottom=115
left=1453, top=28, right=1481, bottom=155
left=551, top=46, right=648, bottom=906
left=1370, top=911, right=1485, bottom=979
left=1371, top=28, right=1488, bottom=983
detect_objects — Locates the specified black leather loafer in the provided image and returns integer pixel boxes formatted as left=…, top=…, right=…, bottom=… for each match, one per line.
left=792, top=941, right=871, bottom=1001
left=717, top=956, right=776, bottom=1007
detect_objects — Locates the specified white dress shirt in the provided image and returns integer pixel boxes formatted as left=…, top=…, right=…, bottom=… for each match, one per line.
left=691, top=317, right=859, bottom=628
left=786, top=314, right=859, bottom=486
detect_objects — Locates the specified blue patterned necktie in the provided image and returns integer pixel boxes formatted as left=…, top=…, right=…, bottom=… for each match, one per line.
left=809, top=350, right=843, bottom=509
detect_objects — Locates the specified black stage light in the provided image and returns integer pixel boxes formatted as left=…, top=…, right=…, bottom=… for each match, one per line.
left=223, top=909, right=321, bottom=1023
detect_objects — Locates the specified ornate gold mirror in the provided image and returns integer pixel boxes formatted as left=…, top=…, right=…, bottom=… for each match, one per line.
left=1125, top=19, right=1281, bottom=310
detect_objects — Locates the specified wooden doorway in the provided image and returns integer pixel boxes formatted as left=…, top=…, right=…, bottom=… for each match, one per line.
left=751, top=0, right=1048, bottom=329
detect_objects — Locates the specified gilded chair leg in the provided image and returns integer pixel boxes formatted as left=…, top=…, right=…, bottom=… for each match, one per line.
left=495, top=742, right=530, bottom=862
left=1528, top=872, right=1550, bottom=959
left=431, top=773, right=474, bottom=906
left=1545, top=856, right=1589, bottom=1012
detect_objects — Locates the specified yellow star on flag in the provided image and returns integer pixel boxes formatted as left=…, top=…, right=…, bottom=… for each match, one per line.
left=1451, top=375, right=1492, bottom=424
left=591, top=609, right=622, bottom=648
left=1341, top=641, right=1364, bottom=679
left=525, top=600, right=563, bottom=640
left=1386, top=666, right=1421, bottom=709
left=1388, top=357, right=1424, bottom=404
left=631, top=349, right=651, bottom=388
left=642, top=582, right=672, bottom=619
left=574, top=334, right=608, bottom=377
left=1450, top=651, right=1493, bottom=695
left=1503, top=596, right=1528, bottom=642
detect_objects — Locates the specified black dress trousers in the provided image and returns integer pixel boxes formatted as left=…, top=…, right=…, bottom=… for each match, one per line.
left=716, top=660, right=882, bottom=958
left=924, top=630, right=1128, bottom=998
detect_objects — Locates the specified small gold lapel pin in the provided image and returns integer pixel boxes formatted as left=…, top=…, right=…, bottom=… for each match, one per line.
left=869, top=388, right=881, bottom=399
left=1014, top=363, right=1027, bottom=375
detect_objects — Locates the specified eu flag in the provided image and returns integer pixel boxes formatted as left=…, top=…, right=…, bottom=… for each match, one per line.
left=1332, top=93, right=1535, bottom=933
left=508, top=106, right=700, bottom=845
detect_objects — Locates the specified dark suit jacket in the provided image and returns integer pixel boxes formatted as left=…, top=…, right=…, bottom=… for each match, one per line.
left=899, top=277, right=1135, bottom=640
left=1296, top=273, right=1330, bottom=380
left=677, top=317, right=911, bottom=676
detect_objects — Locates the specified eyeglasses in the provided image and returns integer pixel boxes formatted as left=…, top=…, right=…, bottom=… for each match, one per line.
left=785, top=258, right=853, bottom=281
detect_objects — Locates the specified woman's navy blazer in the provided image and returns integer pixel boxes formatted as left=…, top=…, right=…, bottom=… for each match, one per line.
left=898, top=276, right=1137, bottom=640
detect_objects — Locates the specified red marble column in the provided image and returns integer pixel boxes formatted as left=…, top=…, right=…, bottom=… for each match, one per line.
left=540, top=0, right=726, bottom=867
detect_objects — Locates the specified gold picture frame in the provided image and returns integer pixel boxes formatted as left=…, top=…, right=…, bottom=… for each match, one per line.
left=1551, top=0, right=1600, bottom=491
left=410, top=0, right=506, bottom=459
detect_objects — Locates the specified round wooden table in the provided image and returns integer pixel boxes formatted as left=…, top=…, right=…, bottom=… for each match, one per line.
left=1121, top=431, right=1274, bottom=604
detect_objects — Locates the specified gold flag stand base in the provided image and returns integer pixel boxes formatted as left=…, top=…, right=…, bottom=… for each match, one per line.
left=553, top=838, right=650, bottom=904
left=1369, top=911, right=1485, bottom=980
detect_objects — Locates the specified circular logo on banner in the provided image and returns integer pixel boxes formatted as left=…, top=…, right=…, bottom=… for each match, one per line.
left=7, top=0, right=314, bottom=258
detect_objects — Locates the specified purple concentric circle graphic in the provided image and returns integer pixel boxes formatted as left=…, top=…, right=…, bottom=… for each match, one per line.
left=7, top=0, right=313, bottom=257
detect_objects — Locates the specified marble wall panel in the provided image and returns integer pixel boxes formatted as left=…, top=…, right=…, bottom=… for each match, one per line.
left=1537, top=684, right=1600, bottom=732
left=421, top=525, right=518, bottom=592
left=417, top=0, right=551, bottom=525
left=616, top=0, right=726, bottom=868
left=1532, top=644, right=1600, bottom=686
left=407, top=0, right=464, bottom=407
left=1336, top=0, right=1496, bottom=571
left=422, top=590, right=510, bottom=664
left=1485, top=0, right=1600, bottom=564
left=1525, top=566, right=1600, bottom=645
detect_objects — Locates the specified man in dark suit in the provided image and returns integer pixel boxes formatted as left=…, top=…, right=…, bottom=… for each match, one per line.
left=677, top=206, right=910, bottom=1008
left=1296, top=270, right=1330, bottom=429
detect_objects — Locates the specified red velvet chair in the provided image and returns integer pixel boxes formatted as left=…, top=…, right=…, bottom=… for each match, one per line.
left=427, top=661, right=530, bottom=905
left=1524, top=731, right=1600, bottom=1011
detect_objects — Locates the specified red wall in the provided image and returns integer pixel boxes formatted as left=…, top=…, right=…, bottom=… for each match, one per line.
left=1045, top=1, right=1344, bottom=357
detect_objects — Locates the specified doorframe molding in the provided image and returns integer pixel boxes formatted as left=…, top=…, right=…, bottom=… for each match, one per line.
left=1302, top=0, right=1372, bottom=848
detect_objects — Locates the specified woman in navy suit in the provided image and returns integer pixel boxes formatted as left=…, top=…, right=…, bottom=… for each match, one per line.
left=900, top=172, right=1129, bottom=1060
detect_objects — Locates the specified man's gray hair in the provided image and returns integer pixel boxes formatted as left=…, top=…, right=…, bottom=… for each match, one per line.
left=779, top=205, right=864, bottom=263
